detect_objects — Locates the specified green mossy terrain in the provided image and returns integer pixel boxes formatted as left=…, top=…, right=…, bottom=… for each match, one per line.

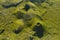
left=0, top=0, right=60, bottom=40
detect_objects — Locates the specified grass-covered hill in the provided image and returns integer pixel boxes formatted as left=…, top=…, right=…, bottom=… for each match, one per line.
left=0, top=0, right=60, bottom=40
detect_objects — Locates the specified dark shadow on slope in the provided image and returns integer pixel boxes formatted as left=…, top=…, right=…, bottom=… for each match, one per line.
left=36, top=15, right=43, bottom=20
left=46, top=1, right=54, bottom=6
left=33, top=23, right=45, bottom=38
left=29, top=37, right=33, bottom=40
left=0, top=29, right=5, bottom=34
left=30, top=0, right=45, bottom=4
left=13, top=27, right=23, bottom=34
left=0, top=13, right=2, bottom=14
left=15, top=12, right=24, bottom=19
left=14, top=12, right=32, bottom=20
left=42, top=11, right=47, bottom=16
left=2, top=1, right=23, bottom=8
left=23, top=4, right=30, bottom=11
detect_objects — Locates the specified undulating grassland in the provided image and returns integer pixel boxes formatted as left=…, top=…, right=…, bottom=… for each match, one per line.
left=0, top=0, right=60, bottom=40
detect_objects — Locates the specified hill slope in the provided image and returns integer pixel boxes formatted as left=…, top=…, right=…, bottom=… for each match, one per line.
left=0, top=0, right=60, bottom=40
